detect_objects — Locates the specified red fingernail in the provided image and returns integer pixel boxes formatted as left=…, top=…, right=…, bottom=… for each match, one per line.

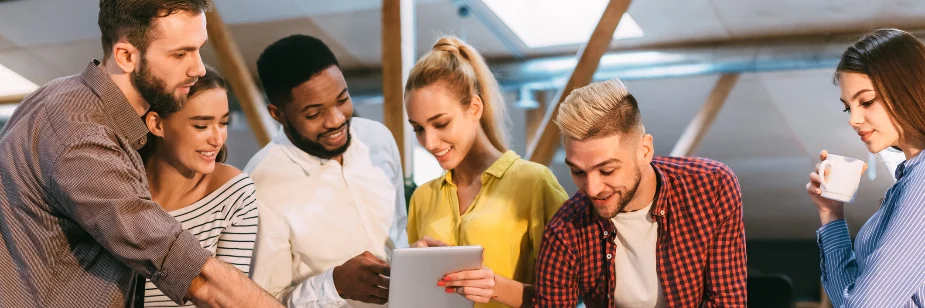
left=445, top=288, right=453, bottom=293
left=437, top=280, right=446, bottom=286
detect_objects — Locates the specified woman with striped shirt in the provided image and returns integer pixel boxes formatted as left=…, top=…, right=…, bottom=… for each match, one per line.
left=807, top=28, right=925, bottom=307
left=138, top=67, right=259, bottom=307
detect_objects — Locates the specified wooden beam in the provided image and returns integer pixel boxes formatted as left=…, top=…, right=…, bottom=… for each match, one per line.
left=526, top=0, right=632, bottom=165
left=525, top=90, right=547, bottom=146
left=0, top=93, right=27, bottom=105
left=205, top=9, right=273, bottom=147
left=669, top=74, right=739, bottom=157
left=382, top=0, right=415, bottom=178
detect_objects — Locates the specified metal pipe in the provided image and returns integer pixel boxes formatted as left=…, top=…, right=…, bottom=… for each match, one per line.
left=346, top=31, right=925, bottom=104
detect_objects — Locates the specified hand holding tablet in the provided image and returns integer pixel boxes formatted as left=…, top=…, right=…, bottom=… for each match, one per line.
left=388, top=245, right=484, bottom=308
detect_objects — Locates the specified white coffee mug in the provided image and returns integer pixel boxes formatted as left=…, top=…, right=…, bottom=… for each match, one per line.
left=818, top=154, right=865, bottom=203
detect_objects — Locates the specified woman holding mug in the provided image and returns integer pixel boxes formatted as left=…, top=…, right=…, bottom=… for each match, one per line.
left=404, top=36, right=568, bottom=308
left=807, top=28, right=925, bottom=307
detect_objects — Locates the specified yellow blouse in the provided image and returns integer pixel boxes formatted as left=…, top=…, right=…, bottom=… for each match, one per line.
left=407, top=151, right=568, bottom=308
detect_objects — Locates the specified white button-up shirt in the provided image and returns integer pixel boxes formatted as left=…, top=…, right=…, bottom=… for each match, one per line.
left=247, top=118, right=408, bottom=307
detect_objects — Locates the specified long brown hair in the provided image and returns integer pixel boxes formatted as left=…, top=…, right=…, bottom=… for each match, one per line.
left=836, top=29, right=925, bottom=148
left=139, top=66, right=228, bottom=163
left=404, top=36, right=509, bottom=152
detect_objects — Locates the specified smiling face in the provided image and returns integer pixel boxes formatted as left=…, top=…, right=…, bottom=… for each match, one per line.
left=563, top=132, right=653, bottom=219
left=146, top=88, right=229, bottom=174
left=839, top=72, right=901, bottom=153
left=406, top=83, right=483, bottom=170
left=268, top=66, right=354, bottom=159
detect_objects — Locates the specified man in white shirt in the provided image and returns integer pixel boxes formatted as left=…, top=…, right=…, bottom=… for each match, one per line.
left=246, top=34, right=408, bottom=307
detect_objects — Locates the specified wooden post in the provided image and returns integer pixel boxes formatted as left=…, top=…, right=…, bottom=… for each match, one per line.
left=669, top=74, right=739, bottom=157
left=205, top=9, right=274, bottom=147
left=382, top=0, right=415, bottom=177
left=0, top=94, right=27, bottom=105
left=526, top=0, right=632, bottom=165
left=526, top=90, right=547, bottom=146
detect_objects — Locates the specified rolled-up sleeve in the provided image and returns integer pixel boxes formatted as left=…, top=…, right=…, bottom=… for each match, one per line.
left=48, top=134, right=210, bottom=304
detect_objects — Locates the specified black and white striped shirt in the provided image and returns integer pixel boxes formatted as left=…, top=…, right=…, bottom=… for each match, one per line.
left=143, top=173, right=259, bottom=307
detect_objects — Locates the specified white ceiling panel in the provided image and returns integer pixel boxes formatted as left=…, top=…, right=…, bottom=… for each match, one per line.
left=697, top=74, right=805, bottom=160
left=709, top=0, right=925, bottom=38
left=0, top=48, right=66, bottom=85
left=0, top=0, right=99, bottom=47
left=209, top=18, right=365, bottom=75
left=29, top=39, right=102, bottom=76
left=213, top=0, right=304, bottom=24
left=414, top=2, right=512, bottom=59
left=625, top=0, right=729, bottom=43
left=0, top=34, right=14, bottom=50
left=310, top=8, right=382, bottom=66
left=296, top=0, right=386, bottom=16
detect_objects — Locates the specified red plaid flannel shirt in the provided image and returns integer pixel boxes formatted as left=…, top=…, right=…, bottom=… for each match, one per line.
left=534, top=156, right=747, bottom=307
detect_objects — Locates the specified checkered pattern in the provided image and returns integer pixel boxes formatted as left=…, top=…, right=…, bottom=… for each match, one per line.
left=534, top=156, right=747, bottom=307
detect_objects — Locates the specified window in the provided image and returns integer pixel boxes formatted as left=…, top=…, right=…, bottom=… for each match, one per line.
left=482, top=0, right=643, bottom=48
left=413, top=145, right=445, bottom=186
left=0, top=63, right=37, bottom=98
left=0, top=63, right=38, bottom=119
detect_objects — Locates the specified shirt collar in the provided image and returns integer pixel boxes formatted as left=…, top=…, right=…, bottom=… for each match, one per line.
left=896, top=151, right=925, bottom=180
left=443, top=150, right=519, bottom=185
left=80, top=59, right=149, bottom=150
left=650, top=161, right=671, bottom=218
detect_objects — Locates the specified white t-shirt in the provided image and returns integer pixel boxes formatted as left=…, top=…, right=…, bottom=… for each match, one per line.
left=611, top=203, right=666, bottom=308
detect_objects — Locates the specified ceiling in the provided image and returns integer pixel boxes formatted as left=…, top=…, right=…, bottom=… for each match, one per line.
left=1, top=0, right=924, bottom=239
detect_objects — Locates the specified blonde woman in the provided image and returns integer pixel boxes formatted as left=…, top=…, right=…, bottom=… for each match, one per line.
left=404, top=36, right=568, bottom=308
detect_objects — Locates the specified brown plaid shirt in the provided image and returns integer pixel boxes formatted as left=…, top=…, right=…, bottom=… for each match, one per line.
left=534, top=157, right=747, bottom=307
left=0, top=60, right=211, bottom=307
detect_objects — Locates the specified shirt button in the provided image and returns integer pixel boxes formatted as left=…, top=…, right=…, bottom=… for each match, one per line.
left=659, top=210, right=665, bottom=215
left=603, top=231, right=609, bottom=236
left=138, top=139, right=146, bottom=146
left=606, top=254, right=612, bottom=259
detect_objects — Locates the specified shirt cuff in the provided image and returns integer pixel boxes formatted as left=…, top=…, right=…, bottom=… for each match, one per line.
left=288, top=267, right=347, bottom=307
left=149, top=229, right=212, bottom=304
left=817, top=219, right=852, bottom=254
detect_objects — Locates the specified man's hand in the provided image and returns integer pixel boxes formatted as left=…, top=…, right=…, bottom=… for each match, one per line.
left=333, top=251, right=390, bottom=304
left=185, top=257, right=283, bottom=308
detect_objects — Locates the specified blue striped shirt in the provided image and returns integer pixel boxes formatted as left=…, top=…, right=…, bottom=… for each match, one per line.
left=818, top=151, right=925, bottom=307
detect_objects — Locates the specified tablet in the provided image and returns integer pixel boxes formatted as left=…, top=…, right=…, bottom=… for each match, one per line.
left=388, top=245, right=483, bottom=308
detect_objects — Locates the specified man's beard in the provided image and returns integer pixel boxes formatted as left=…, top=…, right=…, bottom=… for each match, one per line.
left=131, top=56, right=191, bottom=114
left=614, top=163, right=644, bottom=214
left=283, top=115, right=352, bottom=160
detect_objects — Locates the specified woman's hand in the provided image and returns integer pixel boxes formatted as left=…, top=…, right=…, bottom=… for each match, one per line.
left=439, top=267, right=497, bottom=303
left=410, top=236, right=448, bottom=248
left=806, top=150, right=865, bottom=225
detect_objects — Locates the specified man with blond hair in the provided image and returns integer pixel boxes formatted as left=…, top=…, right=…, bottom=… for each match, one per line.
left=533, top=79, right=747, bottom=307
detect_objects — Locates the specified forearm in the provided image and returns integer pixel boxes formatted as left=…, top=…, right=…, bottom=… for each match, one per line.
left=816, top=219, right=856, bottom=308
left=186, top=257, right=283, bottom=308
left=491, top=275, right=532, bottom=308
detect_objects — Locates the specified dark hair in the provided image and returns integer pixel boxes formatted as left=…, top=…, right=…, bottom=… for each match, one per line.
left=836, top=28, right=925, bottom=148
left=139, top=66, right=228, bottom=163
left=98, top=0, right=212, bottom=59
left=256, top=34, right=340, bottom=106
